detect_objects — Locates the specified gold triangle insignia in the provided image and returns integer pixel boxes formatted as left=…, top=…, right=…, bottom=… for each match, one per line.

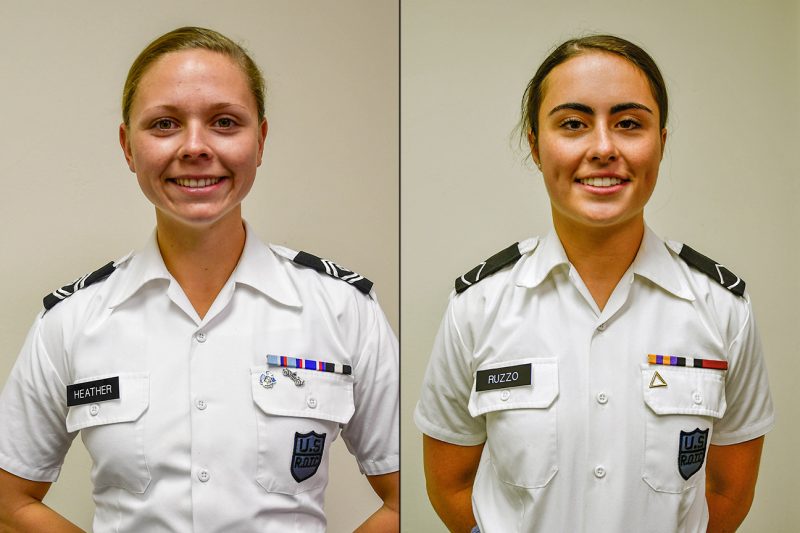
left=649, top=371, right=667, bottom=388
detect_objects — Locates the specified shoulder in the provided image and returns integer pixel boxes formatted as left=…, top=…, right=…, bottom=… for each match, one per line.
left=665, top=240, right=747, bottom=299
left=42, top=252, right=134, bottom=312
left=664, top=240, right=752, bottom=339
left=667, top=241, right=746, bottom=298
left=454, top=238, right=539, bottom=294
left=268, top=244, right=374, bottom=297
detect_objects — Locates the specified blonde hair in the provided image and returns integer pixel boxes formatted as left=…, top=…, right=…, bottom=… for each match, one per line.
left=122, top=26, right=266, bottom=125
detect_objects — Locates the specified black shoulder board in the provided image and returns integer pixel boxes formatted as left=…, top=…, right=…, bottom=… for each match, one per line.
left=43, top=261, right=116, bottom=310
left=292, top=251, right=373, bottom=295
left=678, top=244, right=745, bottom=297
left=455, top=242, right=522, bottom=293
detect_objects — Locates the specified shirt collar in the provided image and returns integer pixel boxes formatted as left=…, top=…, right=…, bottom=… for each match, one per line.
left=108, top=222, right=302, bottom=309
left=630, top=225, right=694, bottom=301
left=515, top=231, right=568, bottom=289
left=231, top=222, right=302, bottom=308
left=515, top=225, right=694, bottom=300
left=107, top=230, right=170, bottom=308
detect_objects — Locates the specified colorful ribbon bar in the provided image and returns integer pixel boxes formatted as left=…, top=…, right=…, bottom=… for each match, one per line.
left=267, top=354, right=352, bottom=375
left=648, top=354, right=728, bottom=370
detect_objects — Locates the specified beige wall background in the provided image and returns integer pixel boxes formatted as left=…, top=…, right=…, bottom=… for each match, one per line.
left=0, top=1, right=397, bottom=531
left=402, top=0, right=799, bottom=531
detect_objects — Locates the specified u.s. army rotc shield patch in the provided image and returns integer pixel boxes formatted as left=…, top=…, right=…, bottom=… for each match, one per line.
left=678, top=428, right=709, bottom=480
left=291, top=431, right=326, bottom=482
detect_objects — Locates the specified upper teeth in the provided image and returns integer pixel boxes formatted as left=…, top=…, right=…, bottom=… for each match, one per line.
left=175, top=177, right=221, bottom=188
left=580, top=177, right=622, bottom=187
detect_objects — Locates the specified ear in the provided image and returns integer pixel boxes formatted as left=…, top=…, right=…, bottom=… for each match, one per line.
left=660, top=127, right=668, bottom=158
left=528, top=130, right=541, bottom=169
left=119, top=123, right=136, bottom=172
left=256, top=118, right=268, bottom=167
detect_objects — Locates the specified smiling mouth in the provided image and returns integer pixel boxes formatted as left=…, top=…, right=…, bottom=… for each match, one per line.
left=171, top=177, right=223, bottom=188
left=577, top=177, right=626, bottom=187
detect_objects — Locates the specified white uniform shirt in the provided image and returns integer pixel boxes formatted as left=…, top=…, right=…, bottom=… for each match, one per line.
left=0, top=225, right=399, bottom=533
left=415, top=227, right=774, bottom=533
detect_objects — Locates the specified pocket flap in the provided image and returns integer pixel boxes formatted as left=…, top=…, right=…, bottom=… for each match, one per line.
left=642, top=365, right=726, bottom=418
left=251, top=367, right=354, bottom=424
left=468, top=357, right=558, bottom=416
left=66, top=372, right=149, bottom=432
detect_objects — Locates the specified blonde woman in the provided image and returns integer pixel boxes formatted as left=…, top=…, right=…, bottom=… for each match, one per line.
left=0, top=27, right=398, bottom=532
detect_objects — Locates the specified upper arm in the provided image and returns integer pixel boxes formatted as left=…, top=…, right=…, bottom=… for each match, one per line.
left=0, top=319, right=74, bottom=482
left=340, top=296, right=399, bottom=476
left=712, top=297, right=773, bottom=445
left=414, top=299, right=486, bottom=445
left=706, top=436, right=764, bottom=500
left=422, top=434, right=484, bottom=496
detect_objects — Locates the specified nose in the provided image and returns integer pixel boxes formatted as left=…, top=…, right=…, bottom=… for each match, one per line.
left=589, top=126, right=618, bottom=163
left=179, top=122, right=212, bottom=160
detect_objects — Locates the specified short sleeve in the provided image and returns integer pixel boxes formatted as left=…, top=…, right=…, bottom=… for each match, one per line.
left=712, top=295, right=775, bottom=445
left=0, top=317, right=76, bottom=481
left=414, top=295, right=486, bottom=445
left=340, top=295, right=399, bottom=476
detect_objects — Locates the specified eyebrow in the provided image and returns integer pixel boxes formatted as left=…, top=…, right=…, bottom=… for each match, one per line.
left=141, top=102, right=248, bottom=114
left=547, top=102, right=654, bottom=116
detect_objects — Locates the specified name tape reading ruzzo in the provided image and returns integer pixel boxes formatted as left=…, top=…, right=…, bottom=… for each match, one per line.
left=475, top=363, right=532, bottom=392
left=66, top=376, right=120, bottom=406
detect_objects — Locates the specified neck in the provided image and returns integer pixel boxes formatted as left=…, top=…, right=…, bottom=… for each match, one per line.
left=553, top=211, right=645, bottom=311
left=155, top=209, right=246, bottom=318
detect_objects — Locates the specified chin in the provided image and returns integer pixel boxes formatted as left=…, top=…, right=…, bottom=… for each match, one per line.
left=157, top=206, right=241, bottom=230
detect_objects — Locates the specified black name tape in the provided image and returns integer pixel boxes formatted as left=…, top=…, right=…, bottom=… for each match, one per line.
left=475, top=363, right=532, bottom=392
left=66, top=376, right=120, bottom=406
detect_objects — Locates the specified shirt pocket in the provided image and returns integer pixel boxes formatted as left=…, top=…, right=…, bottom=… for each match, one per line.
left=250, top=366, right=355, bottom=495
left=468, top=357, right=559, bottom=488
left=65, top=372, right=151, bottom=493
left=641, top=364, right=727, bottom=493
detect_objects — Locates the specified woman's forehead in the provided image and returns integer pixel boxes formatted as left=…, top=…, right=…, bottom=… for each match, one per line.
left=540, top=52, right=656, bottom=111
left=132, top=49, right=256, bottom=115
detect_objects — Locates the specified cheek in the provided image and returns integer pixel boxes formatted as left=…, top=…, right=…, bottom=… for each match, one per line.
left=130, top=140, right=171, bottom=171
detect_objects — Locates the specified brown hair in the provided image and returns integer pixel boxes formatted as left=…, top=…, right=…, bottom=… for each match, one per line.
left=122, top=26, right=266, bottom=125
left=521, top=35, right=667, bottom=142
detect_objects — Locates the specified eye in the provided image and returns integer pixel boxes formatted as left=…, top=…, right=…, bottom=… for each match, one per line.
left=214, top=117, right=237, bottom=128
left=153, top=118, right=177, bottom=130
left=617, top=118, right=641, bottom=130
left=559, top=118, right=586, bottom=131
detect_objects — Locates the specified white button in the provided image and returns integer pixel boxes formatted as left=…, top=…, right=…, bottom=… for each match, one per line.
left=594, top=465, right=606, bottom=478
left=692, top=391, right=703, bottom=404
left=596, top=392, right=608, bottom=404
left=307, top=397, right=318, bottom=409
left=195, top=332, right=207, bottom=343
left=196, top=399, right=207, bottom=410
left=597, top=323, right=606, bottom=331
left=500, top=390, right=511, bottom=401
left=198, top=469, right=210, bottom=482
left=89, top=404, right=100, bottom=416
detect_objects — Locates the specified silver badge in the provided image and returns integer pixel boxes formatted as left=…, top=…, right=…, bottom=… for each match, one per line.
left=259, top=370, right=277, bottom=389
left=283, top=367, right=305, bottom=387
